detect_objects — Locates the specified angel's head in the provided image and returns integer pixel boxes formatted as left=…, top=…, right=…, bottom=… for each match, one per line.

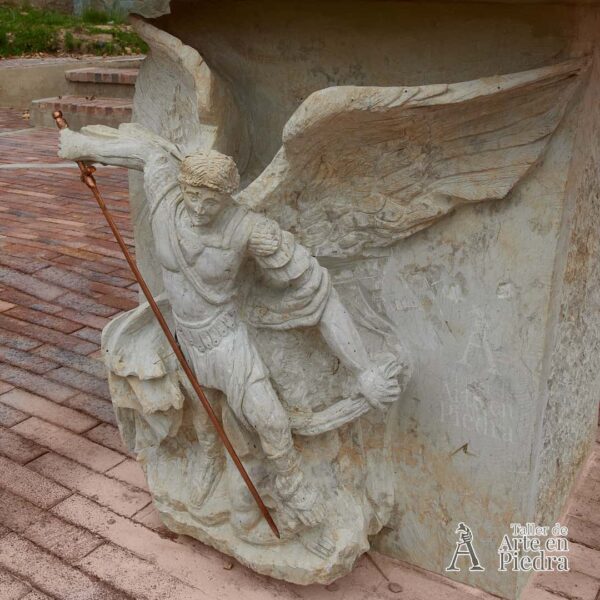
left=178, top=150, right=240, bottom=226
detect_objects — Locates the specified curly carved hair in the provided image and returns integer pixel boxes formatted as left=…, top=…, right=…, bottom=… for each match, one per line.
left=178, top=150, right=240, bottom=194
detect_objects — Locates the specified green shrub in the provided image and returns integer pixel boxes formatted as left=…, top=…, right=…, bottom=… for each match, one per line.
left=81, top=8, right=123, bottom=25
left=0, top=4, right=145, bottom=57
left=64, top=31, right=75, bottom=52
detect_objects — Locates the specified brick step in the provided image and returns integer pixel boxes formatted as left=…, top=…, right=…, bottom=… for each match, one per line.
left=30, top=95, right=132, bottom=130
left=65, top=67, right=139, bottom=85
left=65, top=67, right=138, bottom=99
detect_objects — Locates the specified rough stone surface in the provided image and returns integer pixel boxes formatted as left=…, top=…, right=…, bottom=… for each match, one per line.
left=532, top=17, right=600, bottom=533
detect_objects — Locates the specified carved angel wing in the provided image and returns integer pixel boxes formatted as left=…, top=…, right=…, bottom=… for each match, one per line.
left=237, top=59, right=588, bottom=258
left=131, top=16, right=247, bottom=163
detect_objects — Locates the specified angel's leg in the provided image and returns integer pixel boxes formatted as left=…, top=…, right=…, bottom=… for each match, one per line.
left=178, top=381, right=225, bottom=510
left=242, top=377, right=325, bottom=531
left=213, top=325, right=325, bottom=530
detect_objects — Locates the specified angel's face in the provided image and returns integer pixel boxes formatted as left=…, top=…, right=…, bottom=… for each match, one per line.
left=182, top=185, right=230, bottom=226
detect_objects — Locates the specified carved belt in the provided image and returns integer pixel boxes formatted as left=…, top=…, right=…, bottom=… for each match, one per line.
left=174, top=309, right=237, bottom=353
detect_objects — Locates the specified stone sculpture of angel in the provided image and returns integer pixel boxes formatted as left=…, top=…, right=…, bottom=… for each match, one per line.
left=58, top=23, right=585, bottom=582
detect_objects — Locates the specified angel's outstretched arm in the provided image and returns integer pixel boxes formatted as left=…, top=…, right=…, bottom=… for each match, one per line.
left=248, top=216, right=402, bottom=409
left=319, top=290, right=402, bottom=408
left=58, top=125, right=179, bottom=211
left=59, top=127, right=154, bottom=171
left=318, top=288, right=369, bottom=373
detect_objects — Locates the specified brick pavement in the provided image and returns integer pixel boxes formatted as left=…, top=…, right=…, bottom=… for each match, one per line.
left=0, top=109, right=31, bottom=134
left=0, top=110, right=598, bottom=600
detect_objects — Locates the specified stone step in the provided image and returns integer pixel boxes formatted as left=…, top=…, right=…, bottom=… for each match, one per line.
left=65, top=67, right=139, bottom=99
left=30, top=95, right=132, bottom=130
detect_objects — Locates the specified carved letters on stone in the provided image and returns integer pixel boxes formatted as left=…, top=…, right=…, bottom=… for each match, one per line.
left=57, top=20, right=587, bottom=583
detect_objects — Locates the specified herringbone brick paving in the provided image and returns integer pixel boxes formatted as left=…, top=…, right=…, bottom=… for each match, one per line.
left=0, top=108, right=597, bottom=600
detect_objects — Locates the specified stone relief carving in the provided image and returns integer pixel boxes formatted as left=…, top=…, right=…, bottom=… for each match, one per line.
left=57, top=25, right=586, bottom=581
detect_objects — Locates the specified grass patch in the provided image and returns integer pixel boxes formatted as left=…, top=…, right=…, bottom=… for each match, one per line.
left=81, top=7, right=124, bottom=25
left=0, top=4, right=147, bottom=58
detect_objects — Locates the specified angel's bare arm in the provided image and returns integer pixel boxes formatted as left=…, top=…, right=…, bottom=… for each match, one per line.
left=248, top=216, right=401, bottom=408
left=58, top=126, right=180, bottom=211
left=318, top=288, right=369, bottom=373
left=59, top=127, right=153, bottom=171
left=319, top=289, right=401, bottom=408
left=249, top=216, right=372, bottom=370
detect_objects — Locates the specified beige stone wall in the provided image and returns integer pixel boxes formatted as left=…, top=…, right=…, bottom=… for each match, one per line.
left=154, top=0, right=577, bottom=182
left=531, top=5, right=600, bottom=538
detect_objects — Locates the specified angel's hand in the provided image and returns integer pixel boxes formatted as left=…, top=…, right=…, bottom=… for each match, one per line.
left=58, top=126, right=152, bottom=172
left=358, top=356, right=403, bottom=410
left=248, top=217, right=282, bottom=257
left=58, top=128, right=83, bottom=161
left=58, top=127, right=106, bottom=164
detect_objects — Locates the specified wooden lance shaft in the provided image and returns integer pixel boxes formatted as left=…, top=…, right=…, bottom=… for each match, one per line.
left=52, top=111, right=280, bottom=539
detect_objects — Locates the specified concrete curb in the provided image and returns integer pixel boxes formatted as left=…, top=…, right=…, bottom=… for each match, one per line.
left=0, top=55, right=143, bottom=108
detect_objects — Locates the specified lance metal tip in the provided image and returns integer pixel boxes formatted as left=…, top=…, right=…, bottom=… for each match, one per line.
left=52, top=110, right=281, bottom=540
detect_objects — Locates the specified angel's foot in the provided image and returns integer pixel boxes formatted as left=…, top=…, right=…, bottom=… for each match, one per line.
left=275, top=471, right=326, bottom=530
left=187, top=450, right=224, bottom=509
left=230, top=502, right=286, bottom=545
left=230, top=503, right=263, bottom=534
left=187, top=477, right=229, bottom=527
left=300, top=526, right=336, bottom=560
left=140, top=449, right=188, bottom=509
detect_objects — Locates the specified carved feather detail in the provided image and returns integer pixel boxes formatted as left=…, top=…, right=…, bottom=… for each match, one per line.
left=237, top=58, right=588, bottom=258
